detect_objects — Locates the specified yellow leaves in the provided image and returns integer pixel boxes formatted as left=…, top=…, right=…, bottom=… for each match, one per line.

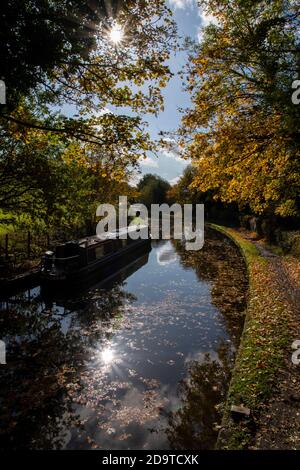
left=275, top=200, right=298, bottom=218
left=62, top=142, right=88, bottom=166
left=180, top=103, right=300, bottom=216
left=179, top=1, right=300, bottom=219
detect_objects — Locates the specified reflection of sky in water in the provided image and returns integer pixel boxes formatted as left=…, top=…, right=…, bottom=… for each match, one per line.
left=67, top=241, right=232, bottom=449
left=156, top=241, right=179, bottom=266
left=0, top=236, right=246, bottom=450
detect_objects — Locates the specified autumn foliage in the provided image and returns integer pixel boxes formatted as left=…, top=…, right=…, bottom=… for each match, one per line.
left=180, top=0, right=300, bottom=218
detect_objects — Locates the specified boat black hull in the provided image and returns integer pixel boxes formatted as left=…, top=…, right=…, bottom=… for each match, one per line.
left=40, top=238, right=151, bottom=288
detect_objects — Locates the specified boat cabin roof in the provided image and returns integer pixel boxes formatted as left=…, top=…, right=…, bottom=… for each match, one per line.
left=78, top=226, right=143, bottom=248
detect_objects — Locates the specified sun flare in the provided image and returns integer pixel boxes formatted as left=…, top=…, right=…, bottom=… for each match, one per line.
left=109, top=23, right=124, bottom=45
left=101, top=347, right=114, bottom=365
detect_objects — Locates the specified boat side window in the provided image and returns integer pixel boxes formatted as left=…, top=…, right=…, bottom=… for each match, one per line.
left=104, top=240, right=114, bottom=255
left=110, top=239, right=118, bottom=252
left=95, top=245, right=104, bottom=259
left=88, top=248, right=96, bottom=263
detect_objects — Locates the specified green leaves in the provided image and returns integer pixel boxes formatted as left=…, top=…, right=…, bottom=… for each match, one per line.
left=0, top=0, right=177, bottom=172
left=0, top=1, right=177, bottom=229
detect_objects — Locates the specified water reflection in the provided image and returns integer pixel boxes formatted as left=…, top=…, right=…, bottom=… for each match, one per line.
left=156, top=243, right=178, bottom=266
left=166, top=343, right=233, bottom=450
left=0, top=229, right=247, bottom=450
left=101, top=346, right=115, bottom=365
left=172, top=228, right=248, bottom=345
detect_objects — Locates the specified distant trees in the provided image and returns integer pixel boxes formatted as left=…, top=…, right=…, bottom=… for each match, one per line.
left=180, top=0, right=300, bottom=218
left=137, top=174, right=171, bottom=207
left=167, top=165, right=201, bottom=205
left=168, top=165, right=239, bottom=223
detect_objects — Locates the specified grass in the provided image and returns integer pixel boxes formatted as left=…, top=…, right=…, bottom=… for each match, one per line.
left=0, top=210, right=15, bottom=236
left=209, top=224, right=293, bottom=449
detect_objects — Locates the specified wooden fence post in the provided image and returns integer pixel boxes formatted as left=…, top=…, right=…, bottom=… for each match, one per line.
left=5, top=233, right=8, bottom=260
left=27, top=231, right=31, bottom=259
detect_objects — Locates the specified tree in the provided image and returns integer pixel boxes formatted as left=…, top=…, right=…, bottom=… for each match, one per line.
left=0, top=115, right=135, bottom=232
left=0, top=1, right=177, bottom=232
left=137, top=173, right=171, bottom=207
left=167, top=165, right=202, bottom=204
left=168, top=165, right=239, bottom=222
left=0, top=0, right=176, bottom=163
left=180, top=0, right=300, bottom=218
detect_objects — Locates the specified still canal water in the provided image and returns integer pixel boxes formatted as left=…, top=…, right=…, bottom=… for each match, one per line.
left=0, top=228, right=247, bottom=450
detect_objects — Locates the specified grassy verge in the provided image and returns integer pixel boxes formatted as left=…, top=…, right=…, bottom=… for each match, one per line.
left=209, top=224, right=293, bottom=449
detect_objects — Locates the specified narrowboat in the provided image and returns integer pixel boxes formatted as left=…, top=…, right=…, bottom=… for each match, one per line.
left=40, top=226, right=151, bottom=286
left=41, top=251, right=151, bottom=302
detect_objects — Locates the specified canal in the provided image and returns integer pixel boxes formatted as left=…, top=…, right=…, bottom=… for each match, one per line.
left=0, top=228, right=248, bottom=450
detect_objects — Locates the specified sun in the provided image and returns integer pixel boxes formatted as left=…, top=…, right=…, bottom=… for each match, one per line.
left=101, top=347, right=114, bottom=365
left=109, top=23, right=124, bottom=45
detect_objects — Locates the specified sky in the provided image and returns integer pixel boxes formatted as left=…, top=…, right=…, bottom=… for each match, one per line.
left=138, top=0, right=212, bottom=185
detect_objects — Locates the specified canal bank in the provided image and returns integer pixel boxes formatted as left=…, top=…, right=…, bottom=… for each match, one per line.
left=211, top=224, right=300, bottom=449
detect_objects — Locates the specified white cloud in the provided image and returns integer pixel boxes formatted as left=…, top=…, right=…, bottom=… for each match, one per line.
left=161, top=137, right=176, bottom=144
left=161, top=149, right=186, bottom=163
left=168, top=0, right=196, bottom=10
left=197, top=8, right=219, bottom=42
left=129, top=172, right=142, bottom=187
left=139, top=156, right=159, bottom=168
left=198, top=8, right=218, bottom=27
left=95, top=106, right=112, bottom=116
left=134, top=147, right=189, bottom=185
left=170, top=176, right=180, bottom=185
left=168, top=0, right=218, bottom=43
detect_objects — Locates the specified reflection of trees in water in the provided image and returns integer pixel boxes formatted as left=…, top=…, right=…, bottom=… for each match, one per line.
left=172, top=227, right=248, bottom=345
left=0, top=285, right=131, bottom=449
left=166, top=342, right=233, bottom=450
left=166, top=229, right=248, bottom=449
left=0, top=234, right=246, bottom=450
